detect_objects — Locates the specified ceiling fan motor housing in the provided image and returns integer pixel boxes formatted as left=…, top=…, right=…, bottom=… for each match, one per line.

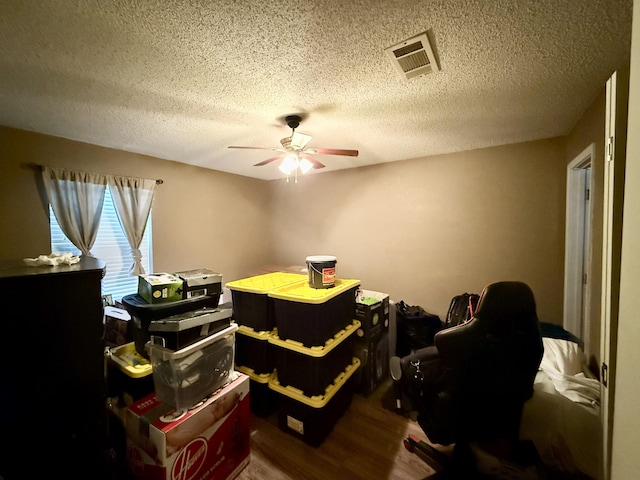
left=285, top=115, right=301, bottom=130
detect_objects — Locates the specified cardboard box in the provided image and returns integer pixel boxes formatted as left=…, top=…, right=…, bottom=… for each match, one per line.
left=126, top=372, right=250, bottom=480
left=355, top=290, right=390, bottom=337
left=138, top=273, right=184, bottom=304
left=175, top=269, right=223, bottom=300
left=353, top=330, right=390, bottom=396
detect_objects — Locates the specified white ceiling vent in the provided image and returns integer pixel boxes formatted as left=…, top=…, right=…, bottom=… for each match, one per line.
left=385, top=32, right=439, bottom=81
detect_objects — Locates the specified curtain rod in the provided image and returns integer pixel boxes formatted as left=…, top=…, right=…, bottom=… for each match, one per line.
left=28, top=163, right=163, bottom=184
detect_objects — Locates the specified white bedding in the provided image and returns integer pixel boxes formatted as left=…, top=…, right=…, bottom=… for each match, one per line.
left=520, top=337, right=602, bottom=479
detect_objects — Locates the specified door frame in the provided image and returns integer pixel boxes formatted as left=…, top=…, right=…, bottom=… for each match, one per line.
left=563, top=143, right=595, bottom=341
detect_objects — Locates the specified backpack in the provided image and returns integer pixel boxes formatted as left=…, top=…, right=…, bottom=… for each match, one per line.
left=395, top=301, right=442, bottom=356
left=445, top=293, right=480, bottom=328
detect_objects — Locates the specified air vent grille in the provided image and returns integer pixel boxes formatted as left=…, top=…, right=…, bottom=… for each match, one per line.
left=385, top=32, right=439, bottom=81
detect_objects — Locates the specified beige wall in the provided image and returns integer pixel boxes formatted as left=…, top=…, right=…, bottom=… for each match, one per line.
left=0, top=126, right=273, bottom=290
left=611, top=0, right=640, bottom=477
left=267, top=138, right=567, bottom=324
left=2, top=111, right=606, bottom=338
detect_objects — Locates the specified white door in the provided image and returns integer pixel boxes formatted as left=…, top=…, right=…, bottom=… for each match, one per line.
left=601, top=68, right=629, bottom=480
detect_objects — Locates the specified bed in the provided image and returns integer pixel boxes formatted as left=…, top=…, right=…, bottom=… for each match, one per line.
left=520, top=326, right=602, bottom=479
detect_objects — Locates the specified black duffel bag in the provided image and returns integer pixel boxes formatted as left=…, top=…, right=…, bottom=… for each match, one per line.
left=395, top=300, right=442, bottom=357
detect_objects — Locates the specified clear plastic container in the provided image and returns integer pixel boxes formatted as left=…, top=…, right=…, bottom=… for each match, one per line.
left=145, top=323, right=238, bottom=410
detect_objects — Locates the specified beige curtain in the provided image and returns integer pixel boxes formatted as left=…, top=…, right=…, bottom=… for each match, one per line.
left=42, top=166, right=156, bottom=275
left=108, top=175, right=156, bottom=275
left=42, top=166, right=107, bottom=256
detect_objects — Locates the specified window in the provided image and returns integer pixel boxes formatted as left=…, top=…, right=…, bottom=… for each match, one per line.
left=50, top=187, right=153, bottom=302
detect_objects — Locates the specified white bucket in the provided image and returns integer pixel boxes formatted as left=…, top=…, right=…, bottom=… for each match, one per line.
left=306, top=255, right=337, bottom=289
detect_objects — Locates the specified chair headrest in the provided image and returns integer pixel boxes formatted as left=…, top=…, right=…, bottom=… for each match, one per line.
left=474, top=281, right=537, bottom=324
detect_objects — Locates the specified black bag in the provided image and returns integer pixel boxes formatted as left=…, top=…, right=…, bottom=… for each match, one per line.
left=395, top=301, right=442, bottom=356
left=445, top=293, right=480, bottom=328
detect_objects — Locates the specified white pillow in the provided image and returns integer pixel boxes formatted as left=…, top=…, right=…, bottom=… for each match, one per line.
left=540, top=337, right=585, bottom=376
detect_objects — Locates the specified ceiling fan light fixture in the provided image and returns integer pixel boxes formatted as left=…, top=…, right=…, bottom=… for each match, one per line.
left=229, top=113, right=355, bottom=177
left=279, top=154, right=298, bottom=175
left=299, top=157, right=313, bottom=173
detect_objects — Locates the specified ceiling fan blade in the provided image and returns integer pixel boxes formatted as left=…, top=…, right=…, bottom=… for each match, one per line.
left=228, top=146, right=281, bottom=152
left=291, top=132, right=312, bottom=150
left=302, top=154, right=325, bottom=169
left=253, top=155, right=282, bottom=167
left=307, top=148, right=359, bottom=157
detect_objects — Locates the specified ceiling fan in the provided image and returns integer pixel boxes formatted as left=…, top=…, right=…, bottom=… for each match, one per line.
left=228, top=115, right=359, bottom=178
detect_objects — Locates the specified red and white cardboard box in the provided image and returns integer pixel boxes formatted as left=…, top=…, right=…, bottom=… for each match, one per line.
left=125, top=372, right=250, bottom=480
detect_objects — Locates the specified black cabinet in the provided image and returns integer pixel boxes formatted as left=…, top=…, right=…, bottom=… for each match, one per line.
left=0, top=256, right=107, bottom=479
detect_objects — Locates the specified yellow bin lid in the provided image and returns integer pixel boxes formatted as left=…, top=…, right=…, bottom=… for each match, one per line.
left=268, top=320, right=360, bottom=357
left=236, top=365, right=273, bottom=384
left=268, top=278, right=361, bottom=304
left=226, top=272, right=307, bottom=294
left=236, top=324, right=275, bottom=339
left=268, top=357, right=360, bottom=407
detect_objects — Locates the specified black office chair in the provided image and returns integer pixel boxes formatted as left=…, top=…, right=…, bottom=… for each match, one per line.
left=390, top=281, right=544, bottom=476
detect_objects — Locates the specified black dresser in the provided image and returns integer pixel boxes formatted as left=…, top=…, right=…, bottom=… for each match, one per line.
left=0, top=256, right=107, bottom=479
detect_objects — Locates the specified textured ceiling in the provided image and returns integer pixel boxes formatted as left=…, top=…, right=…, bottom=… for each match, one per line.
left=0, top=0, right=633, bottom=180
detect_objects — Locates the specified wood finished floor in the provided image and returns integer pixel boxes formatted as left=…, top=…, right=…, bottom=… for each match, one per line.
left=235, top=378, right=447, bottom=480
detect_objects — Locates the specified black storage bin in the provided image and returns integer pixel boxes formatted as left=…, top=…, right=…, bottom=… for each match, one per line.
left=226, top=272, right=307, bottom=331
left=270, top=278, right=360, bottom=347
left=268, top=357, right=360, bottom=447
left=236, top=366, right=277, bottom=417
left=147, top=306, right=233, bottom=351
left=106, top=342, right=154, bottom=406
left=235, top=325, right=275, bottom=375
left=268, top=320, right=360, bottom=397
left=121, top=293, right=220, bottom=358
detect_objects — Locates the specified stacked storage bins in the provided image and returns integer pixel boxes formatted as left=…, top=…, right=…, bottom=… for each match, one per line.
left=267, top=278, right=362, bottom=445
left=226, top=272, right=307, bottom=417
left=106, top=270, right=251, bottom=479
left=119, top=269, right=237, bottom=410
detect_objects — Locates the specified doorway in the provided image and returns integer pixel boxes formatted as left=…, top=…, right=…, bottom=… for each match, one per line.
left=563, top=143, right=595, bottom=343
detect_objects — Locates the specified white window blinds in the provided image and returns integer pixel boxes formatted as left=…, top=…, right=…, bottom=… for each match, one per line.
left=50, top=187, right=153, bottom=302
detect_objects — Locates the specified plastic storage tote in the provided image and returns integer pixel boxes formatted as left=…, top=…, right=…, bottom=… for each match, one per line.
left=226, top=272, right=307, bottom=331
left=235, top=325, right=275, bottom=375
left=268, top=357, right=360, bottom=447
left=145, top=323, right=238, bottom=410
left=269, top=278, right=361, bottom=347
left=122, top=293, right=220, bottom=358
left=106, top=342, right=154, bottom=407
left=236, top=365, right=277, bottom=417
left=268, top=319, right=360, bottom=397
